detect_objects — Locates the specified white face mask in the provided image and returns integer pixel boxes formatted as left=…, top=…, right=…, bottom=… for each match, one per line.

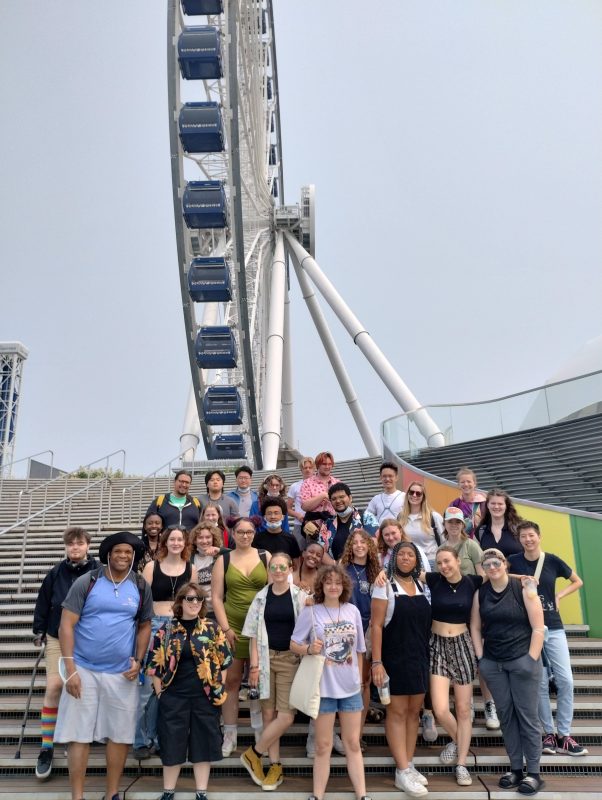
left=266, top=490, right=280, bottom=498
left=237, top=485, right=251, bottom=494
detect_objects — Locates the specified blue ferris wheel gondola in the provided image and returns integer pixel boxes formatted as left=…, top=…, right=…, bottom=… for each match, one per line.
left=188, top=257, right=232, bottom=302
left=183, top=181, right=228, bottom=229
left=179, top=102, right=224, bottom=153
left=195, top=326, right=237, bottom=368
left=209, top=433, right=246, bottom=460
left=181, top=0, right=223, bottom=15
left=178, top=27, right=222, bottom=80
left=203, top=386, right=243, bottom=425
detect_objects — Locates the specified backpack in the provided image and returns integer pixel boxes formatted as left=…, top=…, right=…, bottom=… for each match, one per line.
left=221, top=549, right=268, bottom=600
left=156, top=494, right=200, bottom=509
left=81, top=567, right=147, bottom=621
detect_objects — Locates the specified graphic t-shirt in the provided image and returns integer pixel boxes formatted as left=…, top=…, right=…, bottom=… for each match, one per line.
left=291, top=602, right=365, bottom=698
left=507, top=552, right=573, bottom=630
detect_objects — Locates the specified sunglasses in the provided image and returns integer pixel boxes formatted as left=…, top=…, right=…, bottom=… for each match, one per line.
left=408, top=489, right=423, bottom=497
left=482, top=559, right=504, bottom=570
left=184, top=595, right=202, bottom=603
left=269, top=563, right=289, bottom=572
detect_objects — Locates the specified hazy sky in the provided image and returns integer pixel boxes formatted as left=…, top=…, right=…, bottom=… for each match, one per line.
left=1, top=1, right=601, bottom=475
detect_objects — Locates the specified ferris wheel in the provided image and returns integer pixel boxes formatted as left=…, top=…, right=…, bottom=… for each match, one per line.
left=168, top=0, right=443, bottom=471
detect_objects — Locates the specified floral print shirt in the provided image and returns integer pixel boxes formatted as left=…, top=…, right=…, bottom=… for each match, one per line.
left=242, top=584, right=308, bottom=700
left=146, top=616, right=233, bottom=706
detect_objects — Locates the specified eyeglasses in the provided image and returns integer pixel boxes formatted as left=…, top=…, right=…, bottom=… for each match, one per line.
left=269, top=563, right=289, bottom=572
left=408, top=489, right=423, bottom=497
left=482, top=559, right=504, bottom=570
left=236, top=529, right=255, bottom=536
left=184, top=595, right=202, bottom=603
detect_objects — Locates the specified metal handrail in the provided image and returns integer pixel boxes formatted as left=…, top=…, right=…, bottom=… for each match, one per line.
left=381, top=368, right=602, bottom=427
left=16, top=449, right=126, bottom=527
left=119, top=452, right=187, bottom=525
left=0, top=449, right=54, bottom=500
left=0, top=475, right=111, bottom=593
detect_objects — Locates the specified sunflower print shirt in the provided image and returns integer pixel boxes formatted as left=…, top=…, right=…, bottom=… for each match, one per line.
left=146, top=616, right=233, bottom=706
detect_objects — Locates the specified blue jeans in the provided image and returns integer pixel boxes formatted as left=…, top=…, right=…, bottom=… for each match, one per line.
left=539, top=628, right=574, bottom=737
left=133, top=614, right=171, bottom=750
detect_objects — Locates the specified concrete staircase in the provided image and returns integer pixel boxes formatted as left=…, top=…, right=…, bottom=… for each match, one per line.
left=0, top=457, right=601, bottom=797
left=405, top=414, right=602, bottom=513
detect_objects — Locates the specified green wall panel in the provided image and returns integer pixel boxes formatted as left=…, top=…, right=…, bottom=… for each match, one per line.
left=571, top=515, right=602, bottom=638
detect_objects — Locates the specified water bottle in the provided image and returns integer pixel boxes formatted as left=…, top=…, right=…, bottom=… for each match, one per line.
left=249, top=696, right=263, bottom=744
left=378, top=676, right=391, bottom=706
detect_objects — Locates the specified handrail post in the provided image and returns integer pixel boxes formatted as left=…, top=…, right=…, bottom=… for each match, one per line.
left=98, top=481, right=104, bottom=534
left=17, top=521, right=29, bottom=594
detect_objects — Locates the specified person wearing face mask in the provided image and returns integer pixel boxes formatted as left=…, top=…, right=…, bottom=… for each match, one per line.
left=253, top=498, right=301, bottom=568
left=32, top=527, right=100, bottom=781
left=317, top=482, right=378, bottom=565
left=258, top=473, right=292, bottom=533
left=228, top=465, right=260, bottom=518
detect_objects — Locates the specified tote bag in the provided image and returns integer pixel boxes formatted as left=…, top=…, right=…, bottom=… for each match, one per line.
left=289, top=606, right=325, bottom=719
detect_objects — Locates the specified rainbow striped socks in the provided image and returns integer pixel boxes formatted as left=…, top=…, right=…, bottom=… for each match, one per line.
left=41, top=706, right=58, bottom=749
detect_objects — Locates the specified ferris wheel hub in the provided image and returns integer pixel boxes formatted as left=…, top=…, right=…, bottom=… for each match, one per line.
left=274, top=184, right=315, bottom=257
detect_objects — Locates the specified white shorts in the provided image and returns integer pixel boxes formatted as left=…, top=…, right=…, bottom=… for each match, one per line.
left=54, top=665, right=138, bottom=744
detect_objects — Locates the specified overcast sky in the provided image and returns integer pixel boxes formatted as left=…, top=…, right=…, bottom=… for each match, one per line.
left=1, top=1, right=601, bottom=476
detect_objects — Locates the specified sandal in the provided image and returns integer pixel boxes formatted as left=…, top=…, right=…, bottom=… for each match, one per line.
left=518, top=776, right=545, bottom=795
left=498, top=771, right=523, bottom=788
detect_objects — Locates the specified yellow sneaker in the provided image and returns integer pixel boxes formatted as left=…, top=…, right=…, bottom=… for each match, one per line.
left=262, top=762, right=283, bottom=791
left=240, top=746, right=265, bottom=786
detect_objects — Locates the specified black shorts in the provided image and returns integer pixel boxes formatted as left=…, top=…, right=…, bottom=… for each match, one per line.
left=157, top=690, right=223, bottom=766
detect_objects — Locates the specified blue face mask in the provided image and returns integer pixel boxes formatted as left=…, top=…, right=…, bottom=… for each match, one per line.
left=337, top=506, right=353, bottom=518
left=265, top=520, right=282, bottom=532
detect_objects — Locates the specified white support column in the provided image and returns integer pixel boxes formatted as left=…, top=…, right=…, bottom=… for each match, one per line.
left=289, top=246, right=380, bottom=457
left=262, top=232, right=286, bottom=469
left=180, top=384, right=201, bottom=463
left=285, top=233, right=444, bottom=448
left=281, top=275, right=295, bottom=447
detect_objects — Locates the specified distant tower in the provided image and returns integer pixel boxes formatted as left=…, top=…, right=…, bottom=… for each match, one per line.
left=0, top=342, right=28, bottom=475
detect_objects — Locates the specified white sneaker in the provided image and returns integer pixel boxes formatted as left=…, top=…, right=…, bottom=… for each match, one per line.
left=421, top=710, right=438, bottom=742
left=439, top=741, right=458, bottom=764
left=484, top=700, right=500, bottom=730
left=395, top=767, right=428, bottom=797
left=456, top=765, right=473, bottom=786
left=409, top=766, right=428, bottom=786
left=222, top=730, right=237, bottom=757
left=306, top=734, right=315, bottom=758
left=333, top=732, right=346, bottom=755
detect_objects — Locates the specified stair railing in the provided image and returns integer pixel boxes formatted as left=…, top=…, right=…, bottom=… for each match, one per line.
left=16, top=449, right=126, bottom=526
left=119, top=453, right=187, bottom=526
left=0, top=475, right=112, bottom=593
left=0, top=450, right=54, bottom=501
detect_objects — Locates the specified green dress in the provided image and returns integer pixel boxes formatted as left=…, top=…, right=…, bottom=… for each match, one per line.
left=224, top=558, right=268, bottom=659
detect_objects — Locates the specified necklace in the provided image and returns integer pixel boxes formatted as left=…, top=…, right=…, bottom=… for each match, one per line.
left=107, top=565, right=131, bottom=597
left=447, top=577, right=463, bottom=594
left=352, top=563, right=370, bottom=595
left=323, top=602, right=341, bottom=625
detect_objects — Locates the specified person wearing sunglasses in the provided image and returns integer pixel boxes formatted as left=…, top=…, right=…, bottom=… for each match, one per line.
left=146, top=581, right=232, bottom=800
left=240, top=552, right=309, bottom=791
left=211, top=516, right=270, bottom=757
left=470, top=548, right=546, bottom=795
left=397, top=482, right=443, bottom=571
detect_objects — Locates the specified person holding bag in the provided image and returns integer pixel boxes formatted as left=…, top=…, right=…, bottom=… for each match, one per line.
left=290, top=564, right=371, bottom=800
left=240, top=553, right=309, bottom=791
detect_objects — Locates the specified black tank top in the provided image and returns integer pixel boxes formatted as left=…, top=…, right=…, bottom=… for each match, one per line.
left=151, top=560, right=192, bottom=602
left=479, top=577, right=531, bottom=661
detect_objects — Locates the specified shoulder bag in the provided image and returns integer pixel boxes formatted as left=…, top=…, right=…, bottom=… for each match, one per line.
left=289, top=606, right=325, bottom=719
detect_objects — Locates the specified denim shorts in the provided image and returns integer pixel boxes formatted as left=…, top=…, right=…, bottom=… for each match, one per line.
left=319, top=691, right=363, bottom=714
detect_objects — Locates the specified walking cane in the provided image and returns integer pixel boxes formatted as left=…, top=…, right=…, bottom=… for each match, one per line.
left=15, top=642, right=46, bottom=759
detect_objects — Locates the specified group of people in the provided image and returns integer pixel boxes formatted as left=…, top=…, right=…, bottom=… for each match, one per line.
left=31, top=457, right=586, bottom=800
